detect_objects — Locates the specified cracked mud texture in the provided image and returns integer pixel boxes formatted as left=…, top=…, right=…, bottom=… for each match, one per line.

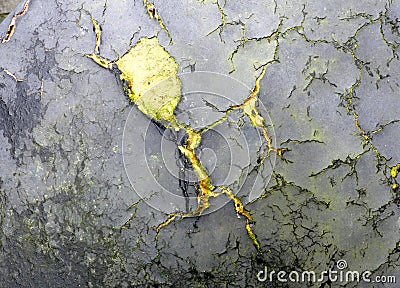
left=0, top=0, right=400, bottom=287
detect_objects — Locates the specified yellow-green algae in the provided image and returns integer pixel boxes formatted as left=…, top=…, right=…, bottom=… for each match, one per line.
left=391, top=164, right=399, bottom=178
left=86, top=37, right=181, bottom=124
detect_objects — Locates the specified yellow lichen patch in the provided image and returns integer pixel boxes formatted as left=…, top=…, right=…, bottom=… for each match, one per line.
left=86, top=36, right=181, bottom=123
left=116, top=37, right=181, bottom=122
left=390, top=164, right=400, bottom=178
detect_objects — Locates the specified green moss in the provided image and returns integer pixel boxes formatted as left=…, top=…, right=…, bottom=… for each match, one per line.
left=0, top=13, right=8, bottom=22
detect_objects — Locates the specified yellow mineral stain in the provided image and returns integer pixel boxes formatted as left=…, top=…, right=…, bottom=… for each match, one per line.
left=220, top=186, right=252, bottom=220
left=177, top=127, right=220, bottom=217
left=85, top=53, right=112, bottom=69
left=143, top=0, right=172, bottom=42
left=353, top=110, right=382, bottom=160
left=39, top=79, right=44, bottom=98
left=207, top=1, right=226, bottom=37
left=231, top=65, right=284, bottom=157
left=2, top=0, right=30, bottom=43
left=90, top=16, right=101, bottom=54
left=220, top=186, right=261, bottom=251
left=391, top=164, right=399, bottom=178
left=246, top=219, right=262, bottom=253
left=1, top=67, right=23, bottom=81
left=2, top=17, right=16, bottom=43
left=155, top=213, right=178, bottom=233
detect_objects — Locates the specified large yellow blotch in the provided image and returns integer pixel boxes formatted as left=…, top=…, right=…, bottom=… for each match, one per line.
left=116, top=37, right=181, bottom=123
left=86, top=37, right=180, bottom=123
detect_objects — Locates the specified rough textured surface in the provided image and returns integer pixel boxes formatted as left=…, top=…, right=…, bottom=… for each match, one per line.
left=0, top=0, right=19, bottom=14
left=0, top=0, right=399, bottom=287
left=0, top=0, right=19, bottom=23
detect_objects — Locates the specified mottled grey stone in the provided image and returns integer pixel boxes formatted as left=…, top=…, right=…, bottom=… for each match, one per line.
left=0, top=0, right=399, bottom=287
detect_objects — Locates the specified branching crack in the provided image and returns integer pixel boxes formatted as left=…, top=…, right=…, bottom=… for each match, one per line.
left=0, top=67, right=24, bottom=82
left=85, top=19, right=276, bottom=253
left=143, top=0, right=172, bottom=43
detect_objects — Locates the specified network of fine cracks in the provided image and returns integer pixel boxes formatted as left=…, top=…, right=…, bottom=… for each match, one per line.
left=84, top=1, right=400, bottom=257
left=85, top=13, right=288, bottom=253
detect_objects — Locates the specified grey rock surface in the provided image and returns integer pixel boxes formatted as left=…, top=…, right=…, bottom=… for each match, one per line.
left=0, top=0, right=399, bottom=287
left=0, top=0, right=20, bottom=14
left=0, top=0, right=20, bottom=24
